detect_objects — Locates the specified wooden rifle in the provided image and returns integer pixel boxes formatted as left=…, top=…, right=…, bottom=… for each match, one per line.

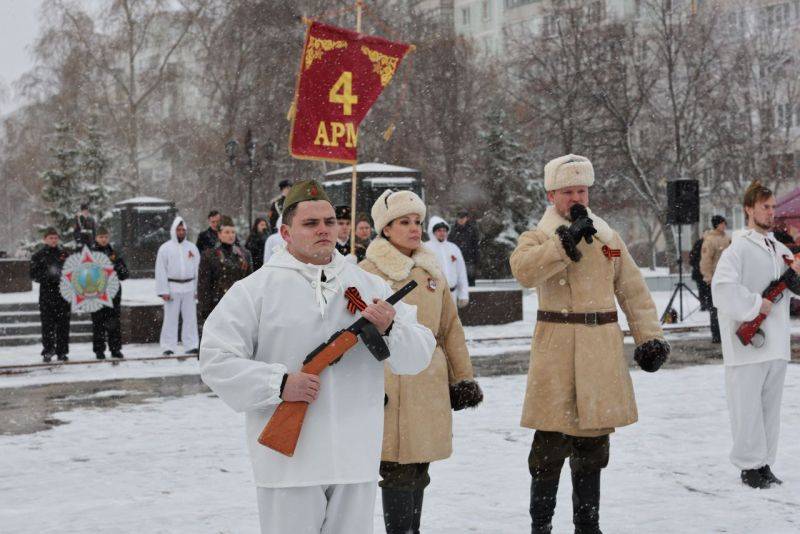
left=258, top=281, right=418, bottom=456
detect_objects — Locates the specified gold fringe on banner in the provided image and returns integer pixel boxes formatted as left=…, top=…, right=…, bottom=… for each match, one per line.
left=286, top=102, right=296, bottom=121
left=382, top=123, right=396, bottom=141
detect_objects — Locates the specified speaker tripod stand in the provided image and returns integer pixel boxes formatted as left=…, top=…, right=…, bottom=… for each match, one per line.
left=660, top=223, right=701, bottom=324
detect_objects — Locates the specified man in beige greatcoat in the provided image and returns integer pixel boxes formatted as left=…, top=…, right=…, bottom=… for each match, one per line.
left=510, top=154, right=670, bottom=534
left=700, top=215, right=731, bottom=343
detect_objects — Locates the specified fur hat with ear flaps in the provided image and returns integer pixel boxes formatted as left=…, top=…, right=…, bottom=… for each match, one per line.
left=544, top=154, right=595, bottom=191
left=371, top=189, right=426, bottom=235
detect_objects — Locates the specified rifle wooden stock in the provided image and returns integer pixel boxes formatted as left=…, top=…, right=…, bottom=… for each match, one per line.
left=736, top=280, right=787, bottom=346
left=258, top=331, right=359, bottom=456
left=257, top=281, right=418, bottom=457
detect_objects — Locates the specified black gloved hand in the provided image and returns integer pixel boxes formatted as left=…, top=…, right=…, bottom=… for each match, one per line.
left=784, top=268, right=800, bottom=296
left=634, top=339, right=670, bottom=372
left=449, top=380, right=484, bottom=411
left=568, top=203, right=597, bottom=245
left=568, top=216, right=597, bottom=245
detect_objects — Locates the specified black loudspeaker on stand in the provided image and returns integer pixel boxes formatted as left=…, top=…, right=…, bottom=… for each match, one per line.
left=661, top=180, right=701, bottom=324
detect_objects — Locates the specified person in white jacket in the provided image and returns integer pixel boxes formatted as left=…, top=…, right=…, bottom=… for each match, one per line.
left=712, top=181, right=800, bottom=489
left=425, top=215, right=470, bottom=308
left=199, top=180, right=435, bottom=534
left=155, top=216, right=200, bottom=355
left=262, top=215, right=286, bottom=265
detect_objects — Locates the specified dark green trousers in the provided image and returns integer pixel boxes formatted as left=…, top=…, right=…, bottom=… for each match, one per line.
left=528, top=430, right=610, bottom=481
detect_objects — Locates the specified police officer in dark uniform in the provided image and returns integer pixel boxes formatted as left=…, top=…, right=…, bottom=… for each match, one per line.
left=334, top=205, right=352, bottom=257
left=197, top=216, right=253, bottom=325
left=196, top=210, right=221, bottom=254
left=90, top=227, right=130, bottom=359
left=334, top=205, right=367, bottom=262
left=267, top=180, right=292, bottom=233
left=73, top=203, right=96, bottom=249
left=29, top=227, right=71, bottom=362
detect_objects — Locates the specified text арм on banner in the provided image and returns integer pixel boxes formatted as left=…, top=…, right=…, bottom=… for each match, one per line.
left=289, top=21, right=412, bottom=164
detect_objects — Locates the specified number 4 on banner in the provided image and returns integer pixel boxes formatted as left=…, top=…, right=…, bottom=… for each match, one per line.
left=329, top=71, right=358, bottom=116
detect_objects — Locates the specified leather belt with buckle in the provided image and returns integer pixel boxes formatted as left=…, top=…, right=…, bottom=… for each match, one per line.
left=537, top=310, right=618, bottom=326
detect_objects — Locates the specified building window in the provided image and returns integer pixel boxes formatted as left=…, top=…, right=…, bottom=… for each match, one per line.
left=587, top=1, right=605, bottom=23
left=462, top=7, right=470, bottom=25
left=542, top=14, right=559, bottom=36
left=761, top=2, right=794, bottom=29
left=482, top=1, right=490, bottom=21
left=505, top=0, right=537, bottom=8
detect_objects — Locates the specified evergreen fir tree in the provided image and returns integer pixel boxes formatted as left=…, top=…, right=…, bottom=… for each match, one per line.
left=481, top=106, right=543, bottom=241
left=39, top=122, right=82, bottom=244
left=77, top=117, right=114, bottom=224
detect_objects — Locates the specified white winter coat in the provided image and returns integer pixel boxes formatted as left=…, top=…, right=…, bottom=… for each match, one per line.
left=425, top=216, right=469, bottom=302
left=712, top=229, right=795, bottom=367
left=154, top=216, right=200, bottom=295
left=263, top=216, right=286, bottom=265
left=199, top=247, right=435, bottom=488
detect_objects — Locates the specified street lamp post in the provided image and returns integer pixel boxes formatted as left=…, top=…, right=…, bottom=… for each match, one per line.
left=245, top=129, right=257, bottom=228
left=225, top=132, right=266, bottom=229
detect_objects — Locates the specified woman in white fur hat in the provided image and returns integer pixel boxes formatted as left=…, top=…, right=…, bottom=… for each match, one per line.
left=359, top=189, right=483, bottom=534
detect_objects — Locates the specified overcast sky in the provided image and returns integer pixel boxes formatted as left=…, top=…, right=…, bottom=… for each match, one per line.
left=0, top=0, right=43, bottom=113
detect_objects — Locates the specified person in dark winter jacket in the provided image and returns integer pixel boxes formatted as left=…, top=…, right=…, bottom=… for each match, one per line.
left=448, top=210, right=480, bottom=286
left=689, top=236, right=711, bottom=311
left=701, top=215, right=731, bottom=344
left=89, top=227, right=130, bottom=359
left=196, top=210, right=221, bottom=254
left=267, top=179, right=292, bottom=232
left=73, top=203, right=96, bottom=249
left=245, top=218, right=269, bottom=271
left=29, top=228, right=71, bottom=362
left=198, top=216, right=253, bottom=325
left=354, top=212, right=373, bottom=262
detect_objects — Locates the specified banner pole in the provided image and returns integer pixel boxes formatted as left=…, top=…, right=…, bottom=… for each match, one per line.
left=350, top=0, right=363, bottom=255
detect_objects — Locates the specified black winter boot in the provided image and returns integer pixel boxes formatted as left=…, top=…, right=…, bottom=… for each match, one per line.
left=758, top=465, right=782, bottom=485
left=530, top=478, right=559, bottom=534
left=382, top=488, right=415, bottom=534
left=741, top=469, right=771, bottom=489
left=411, top=488, right=424, bottom=533
left=572, top=470, right=602, bottom=534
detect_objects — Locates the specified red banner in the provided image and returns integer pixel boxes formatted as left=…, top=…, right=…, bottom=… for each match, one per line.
left=289, top=21, right=412, bottom=163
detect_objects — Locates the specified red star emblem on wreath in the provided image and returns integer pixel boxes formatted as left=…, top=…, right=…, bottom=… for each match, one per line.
left=59, top=246, right=120, bottom=312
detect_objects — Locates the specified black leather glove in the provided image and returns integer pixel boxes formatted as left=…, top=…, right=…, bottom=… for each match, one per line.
left=568, top=216, right=597, bottom=245
left=785, top=268, right=800, bottom=296
left=634, top=339, right=670, bottom=372
left=449, top=380, right=484, bottom=411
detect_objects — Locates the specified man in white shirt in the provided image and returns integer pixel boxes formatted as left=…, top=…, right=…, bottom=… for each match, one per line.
left=155, top=216, right=200, bottom=355
left=425, top=216, right=470, bottom=308
left=199, top=180, right=434, bottom=534
left=712, top=181, right=800, bottom=489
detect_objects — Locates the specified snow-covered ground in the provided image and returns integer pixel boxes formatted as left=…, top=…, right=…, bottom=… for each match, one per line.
left=0, top=279, right=162, bottom=306
left=1, top=365, right=799, bottom=533
left=0, top=343, right=199, bottom=388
